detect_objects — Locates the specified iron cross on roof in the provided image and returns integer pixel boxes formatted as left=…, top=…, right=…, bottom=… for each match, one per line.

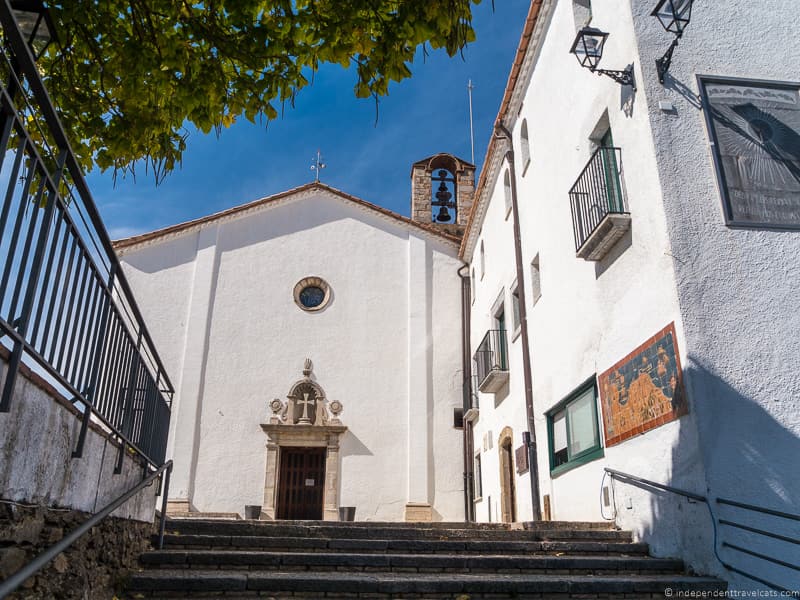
left=310, top=149, right=326, bottom=182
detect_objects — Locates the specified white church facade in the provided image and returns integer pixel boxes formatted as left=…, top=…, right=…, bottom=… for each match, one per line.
left=115, top=0, right=800, bottom=591
left=114, top=181, right=470, bottom=523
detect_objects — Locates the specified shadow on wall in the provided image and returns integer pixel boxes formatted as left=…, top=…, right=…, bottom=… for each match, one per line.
left=620, top=64, right=636, bottom=118
left=339, top=430, right=373, bottom=458
left=613, top=362, right=800, bottom=590
left=687, top=360, right=800, bottom=591
left=595, top=226, right=632, bottom=279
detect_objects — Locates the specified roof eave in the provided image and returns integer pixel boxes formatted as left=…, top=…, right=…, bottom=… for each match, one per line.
left=459, top=0, right=552, bottom=260
left=113, top=182, right=462, bottom=254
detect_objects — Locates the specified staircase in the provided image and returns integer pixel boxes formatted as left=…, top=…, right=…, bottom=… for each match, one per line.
left=126, top=519, right=726, bottom=599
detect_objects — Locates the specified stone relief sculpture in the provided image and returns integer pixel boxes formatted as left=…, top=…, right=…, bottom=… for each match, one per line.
left=268, top=358, right=343, bottom=426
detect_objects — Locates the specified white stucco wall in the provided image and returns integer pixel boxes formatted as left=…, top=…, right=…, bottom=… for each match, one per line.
left=468, top=171, right=533, bottom=525
left=629, top=0, right=800, bottom=589
left=118, top=189, right=465, bottom=522
left=115, top=231, right=198, bottom=502
left=465, top=0, right=715, bottom=576
left=0, top=355, right=157, bottom=522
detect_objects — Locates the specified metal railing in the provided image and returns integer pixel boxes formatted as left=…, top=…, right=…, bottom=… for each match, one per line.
left=568, top=146, right=628, bottom=253
left=473, top=329, right=508, bottom=389
left=605, top=468, right=800, bottom=593
left=0, top=2, right=173, bottom=467
left=0, top=460, right=173, bottom=598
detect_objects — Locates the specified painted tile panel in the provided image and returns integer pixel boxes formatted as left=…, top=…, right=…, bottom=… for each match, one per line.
left=598, top=322, right=687, bottom=447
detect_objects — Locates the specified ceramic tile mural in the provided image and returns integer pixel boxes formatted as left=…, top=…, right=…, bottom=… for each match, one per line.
left=598, top=323, right=687, bottom=447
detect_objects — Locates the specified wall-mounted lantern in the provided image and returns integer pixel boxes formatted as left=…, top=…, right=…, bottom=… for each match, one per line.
left=10, top=0, right=56, bottom=60
left=569, top=27, right=636, bottom=91
left=651, top=0, right=694, bottom=83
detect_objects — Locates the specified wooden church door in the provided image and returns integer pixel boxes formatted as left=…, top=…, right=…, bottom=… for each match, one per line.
left=276, top=447, right=326, bottom=520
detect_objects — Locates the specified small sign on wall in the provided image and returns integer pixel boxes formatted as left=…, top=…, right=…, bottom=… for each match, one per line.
left=598, top=322, right=687, bottom=447
left=515, top=444, right=529, bottom=474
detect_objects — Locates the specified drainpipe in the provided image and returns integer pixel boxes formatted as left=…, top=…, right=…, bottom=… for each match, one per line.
left=494, top=122, right=542, bottom=522
left=457, top=264, right=475, bottom=522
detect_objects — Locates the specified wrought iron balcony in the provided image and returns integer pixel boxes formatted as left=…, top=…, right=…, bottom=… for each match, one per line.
left=473, top=330, right=509, bottom=393
left=569, top=146, right=631, bottom=261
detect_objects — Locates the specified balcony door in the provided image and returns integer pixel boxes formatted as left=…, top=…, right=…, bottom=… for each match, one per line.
left=494, top=304, right=507, bottom=370
left=600, top=129, right=624, bottom=213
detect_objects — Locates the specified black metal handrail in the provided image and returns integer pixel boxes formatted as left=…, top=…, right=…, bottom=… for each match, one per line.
left=604, top=467, right=800, bottom=593
left=473, top=329, right=508, bottom=388
left=0, top=460, right=172, bottom=598
left=0, top=1, right=172, bottom=467
left=604, top=468, right=706, bottom=502
left=568, top=146, right=628, bottom=253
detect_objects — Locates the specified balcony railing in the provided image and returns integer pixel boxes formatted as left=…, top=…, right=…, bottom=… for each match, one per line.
left=0, top=5, right=173, bottom=467
left=568, top=146, right=631, bottom=261
left=473, top=329, right=508, bottom=393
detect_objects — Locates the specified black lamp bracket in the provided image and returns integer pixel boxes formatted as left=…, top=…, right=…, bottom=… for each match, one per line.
left=656, top=34, right=681, bottom=84
left=592, top=66, right=636, bottom=91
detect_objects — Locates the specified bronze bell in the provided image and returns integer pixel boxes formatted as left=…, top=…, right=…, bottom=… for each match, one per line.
left=435, top=204, right=451, bottom=222
left=436, top=181, right=452, bottom=203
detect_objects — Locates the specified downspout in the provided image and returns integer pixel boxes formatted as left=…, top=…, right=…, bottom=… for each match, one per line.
left=457, top=264, right=475, bottom=522
left=495, top=122, right=542, bottom=521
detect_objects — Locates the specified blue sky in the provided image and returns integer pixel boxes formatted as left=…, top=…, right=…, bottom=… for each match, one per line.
left=88, top=1, right=531, bottom=240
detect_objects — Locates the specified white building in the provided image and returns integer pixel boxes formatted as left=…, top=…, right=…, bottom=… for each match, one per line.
left=114, top=181, right=469, bottom=523
left=460, top=0, right=799, bottom=591
left=116, top=0, right=800, bottom=592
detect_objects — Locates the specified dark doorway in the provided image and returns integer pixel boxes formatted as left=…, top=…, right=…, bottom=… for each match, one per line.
left=276, top=447, right=326, bottom=520
left=500, top=439, right=517, bottom=523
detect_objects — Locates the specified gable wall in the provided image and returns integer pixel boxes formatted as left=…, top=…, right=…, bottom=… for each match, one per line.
left=119, top=191, right=465, bottom=521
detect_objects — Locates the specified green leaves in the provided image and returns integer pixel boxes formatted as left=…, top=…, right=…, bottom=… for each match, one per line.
left=38, top=0, right=480, bottom=183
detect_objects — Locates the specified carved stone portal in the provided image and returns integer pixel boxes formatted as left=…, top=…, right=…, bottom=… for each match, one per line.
left=261, top=359, right=347, bottom=521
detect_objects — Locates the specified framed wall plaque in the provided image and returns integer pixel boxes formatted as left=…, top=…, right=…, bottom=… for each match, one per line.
left=698, top=76, right=800, bottom=229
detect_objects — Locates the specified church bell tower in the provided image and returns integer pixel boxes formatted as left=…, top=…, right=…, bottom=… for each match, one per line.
left=410, top=153, right=476, bottom=237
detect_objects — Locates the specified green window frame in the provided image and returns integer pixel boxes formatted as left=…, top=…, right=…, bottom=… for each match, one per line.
left=547, top=376, right=604, bottom=477
left=473, top=452, right=483, bottom=500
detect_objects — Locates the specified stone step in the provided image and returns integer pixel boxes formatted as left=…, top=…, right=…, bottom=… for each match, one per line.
left=164, top=520, right=629, bottom=542
left=126, top=569, right=728, bottom=598
left=166, top=518, right=615, bottom=530
left=158, top=534, right=649, bottom=555
left=167, top=512, right=243, bottom=520
left=140, top=550, right=684, bottom=574
left=521, top=520, right=617, bottom=531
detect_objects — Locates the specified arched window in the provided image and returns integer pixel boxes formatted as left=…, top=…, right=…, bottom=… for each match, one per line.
left=573, top=0, right=592, bottom=29
left=470, top=267, right=476, bottom=303
left=520, top=119, right=531, bottom=174
left=427, top=155, right=459, bottom=224
left=503, top=169, right=512, bottom=215
left=480, top=240, right=485, bottom=279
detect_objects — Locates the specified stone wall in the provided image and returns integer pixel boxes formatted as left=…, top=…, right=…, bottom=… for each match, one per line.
left=0, top=503, right=153, bottom=599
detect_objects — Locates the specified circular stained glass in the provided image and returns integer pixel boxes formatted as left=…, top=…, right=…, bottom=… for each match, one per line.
left=293, top=276, right=331, bottom=312
left=299, top=285, right=325, bottom=308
